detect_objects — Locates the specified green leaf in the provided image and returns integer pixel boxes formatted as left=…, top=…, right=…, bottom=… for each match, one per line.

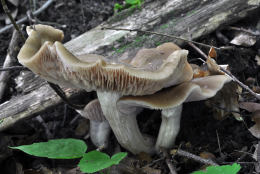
left=10, top=138, right=87, bottom=159
left=78, top=151, right=127, bottom=173
left=192, top=163, right=241, bottom=174
left=125, top=0, right=139, bottom=5
left=114, top=3, right=123, bottom=11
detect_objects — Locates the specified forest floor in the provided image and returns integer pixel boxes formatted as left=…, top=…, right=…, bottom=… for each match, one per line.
left=0, top=0, right=259, bottom=174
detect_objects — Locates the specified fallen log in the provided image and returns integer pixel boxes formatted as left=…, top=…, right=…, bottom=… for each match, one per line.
left=0, top=0, right=259, bottom=130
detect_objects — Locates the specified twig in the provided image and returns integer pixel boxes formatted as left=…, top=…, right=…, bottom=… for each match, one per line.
left=142, top=157, right=164, bottom=168
left=220, top=68, right=260, bottom=100
left=215, top=30, right=229, bottom=44
left=35, top=115, right=53, bottom=139
left=216, top=130, right=222, bottom=155
left=172, top=148, right=218, bottom=166
left=0, top=0, right=54, bottom=34
left=188, top=42, right=208, bottom=59
left=101, top=26, right=220, bottom=50
left=61, top=104, right=67, bottom=127
left=48, top=82, right=85, bottom=110
left=0, top=66, right=27, bottom=71
left=188, top=42, right=260, bottom=100
left=161, top=148, right=178, bottom=174
left=228, top=26, right=260, bottom=36
left=235, top=146, right=250, bottom=162
left=1, top=0, right=25, bottom=41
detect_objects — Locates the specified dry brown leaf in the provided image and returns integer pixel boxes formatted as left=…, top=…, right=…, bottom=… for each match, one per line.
left=199, top=151, right=216, bottom=160
left=249, top=111, right=260, bottom=138
left=206, top=57, right=224, bottom=75
left=239, top=102, right=260, bottom=112
left=208, top=47, right=217, bottom=59
left=207, top=82, right=242, bottom=120
left=230, top=33, right=256, bottom=47
left=191, top=64, right=210, bottom=78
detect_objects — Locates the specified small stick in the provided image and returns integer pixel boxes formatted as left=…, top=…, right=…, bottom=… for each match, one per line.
left=0, top=66, right=27, bottom=71
left=101, top=26, right=220, bottom=50
left=48, top=82, right=85, bottom=110
left=215, top=30, right=229, bottom=44
left=188, top=42, right=208, bottom=59
left=161, top=148, right=178, bottom=174
left=228, top=26, right=260, bottom=36
left=61, top=104, right=68, bottom=127
left=216, top=130, right=222, bottom=155
left=172, top=148, right=218, bottom=166
left=35, top=115, right=53, bottom=139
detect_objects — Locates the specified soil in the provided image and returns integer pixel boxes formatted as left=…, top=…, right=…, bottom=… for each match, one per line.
left=0, top=1, right=259, bottom=174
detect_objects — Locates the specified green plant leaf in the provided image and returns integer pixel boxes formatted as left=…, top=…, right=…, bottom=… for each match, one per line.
left=125, top=0, right=140, bottom=5
left=192, top=163, right=241, bottom=174
left=10, top=138, right=87, bottom=159
left=114, top=3, right=123, bottom=11
left=78, top=151, right=127, bottom=173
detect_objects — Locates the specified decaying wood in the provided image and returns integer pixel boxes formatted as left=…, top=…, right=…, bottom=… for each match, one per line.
left=0, top=30, right=21, bottom=101
left=0, top=0, right=259, bottom=130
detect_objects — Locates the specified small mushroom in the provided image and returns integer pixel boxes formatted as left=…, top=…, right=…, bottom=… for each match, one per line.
left=17, top=25, right=193, bottom=154
left=76, top=99, right=110, bottom=148
left=118, top=75, right=232, bottom=151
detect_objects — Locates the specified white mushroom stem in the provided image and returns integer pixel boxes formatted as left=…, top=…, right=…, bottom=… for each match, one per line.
left=90, top=120, right=111, bottom=148
left=97, top=91, right=155, bottom=154
left=155, top=104, right=183, bottom=151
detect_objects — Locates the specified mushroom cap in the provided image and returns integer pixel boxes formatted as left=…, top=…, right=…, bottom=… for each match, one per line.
left=77, top=99, right=106, bottom=122
left=117, top=75, right=232, bottom=110
left=18, top=25, right=193, bottom=96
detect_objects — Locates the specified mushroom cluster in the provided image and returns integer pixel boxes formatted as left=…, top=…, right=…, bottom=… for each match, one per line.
left=18, top=25, right=231, bottom=154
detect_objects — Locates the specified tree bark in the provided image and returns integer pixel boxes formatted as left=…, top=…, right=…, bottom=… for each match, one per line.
left=0, top=0, right=259, bottom=130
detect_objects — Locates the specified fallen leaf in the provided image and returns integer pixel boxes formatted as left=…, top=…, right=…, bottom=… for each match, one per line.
left=230, top=33, right=256, bottom=47
left=249, top=111, right=260, bottom=138
left=239, top=102, right=260, bottom=112
left=208, top=47, right=217, bottom=59
left=207, top=82, right=242, bottom=120
left=206, top=57, right=224, bottom=75
left=199, top=152, right=216, bottom=160
left=191, top=64, right=210, bottom=78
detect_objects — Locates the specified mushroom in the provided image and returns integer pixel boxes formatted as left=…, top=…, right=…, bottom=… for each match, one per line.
left=118, top=75, right=231, bottom=151
left=76, top=99, right=111, bottom=148
left=17, top=25, right=193, bottom=154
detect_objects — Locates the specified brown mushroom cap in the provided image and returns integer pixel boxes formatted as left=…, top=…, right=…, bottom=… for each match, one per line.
left=118, top=75, right=232, bottom=109
left=18, top=25, right=193, bottom=96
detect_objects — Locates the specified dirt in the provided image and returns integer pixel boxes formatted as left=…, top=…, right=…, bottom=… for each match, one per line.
left=0, top=1, right=259, bottom=174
